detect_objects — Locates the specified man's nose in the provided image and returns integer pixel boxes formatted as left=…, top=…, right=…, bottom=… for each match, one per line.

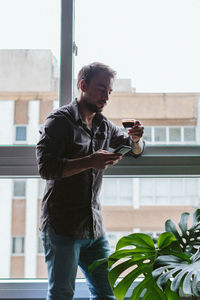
left=103, top=91, right=109, bottom=100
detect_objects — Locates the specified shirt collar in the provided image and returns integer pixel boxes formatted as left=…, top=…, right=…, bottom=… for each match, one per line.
left=68, top=99, right=105, bottom=127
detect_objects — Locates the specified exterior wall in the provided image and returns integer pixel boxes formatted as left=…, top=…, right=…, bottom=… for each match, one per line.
left=15, top=100, right=28, bottom=124
left=0, top=100, right=14, bottom=144
left=0, top=50, right=58, bottom=92
left=10, top=256, right=24, bottom=278
left=102, top=206, right=195, bottom=232
left=0, top=180, right=12, bottom=277
left=12, top=199, right=25, bottom=235
left=104, top=92, right=198, bottom=126
left=24, top=179, right=38, bottom=278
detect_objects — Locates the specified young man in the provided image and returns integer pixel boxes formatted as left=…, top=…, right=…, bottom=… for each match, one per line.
left=36, top=62, right=144, bottom=300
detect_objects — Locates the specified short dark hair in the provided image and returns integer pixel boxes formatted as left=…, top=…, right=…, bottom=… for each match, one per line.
left=77, top=62, right=117, bottom=90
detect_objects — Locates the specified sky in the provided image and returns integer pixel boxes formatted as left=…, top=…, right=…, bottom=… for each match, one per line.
left=0, top=0, right=200, bottom=92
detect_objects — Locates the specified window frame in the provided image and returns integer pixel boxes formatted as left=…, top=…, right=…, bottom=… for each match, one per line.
left=0, top=0, right=200, bottom=298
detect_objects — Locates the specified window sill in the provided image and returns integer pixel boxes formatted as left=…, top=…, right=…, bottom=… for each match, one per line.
left=0, top=145, right=200, bottom=176
left=0, top=279, right=193, bottom=299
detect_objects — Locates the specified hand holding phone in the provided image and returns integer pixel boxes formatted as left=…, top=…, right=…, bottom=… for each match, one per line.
left=113, top=145, right=132, bottom=156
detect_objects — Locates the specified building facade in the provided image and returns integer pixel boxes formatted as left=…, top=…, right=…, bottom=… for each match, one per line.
left=0, top=50, right=199, bottom=278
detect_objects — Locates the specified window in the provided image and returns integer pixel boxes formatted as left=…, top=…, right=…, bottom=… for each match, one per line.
left=143, top=126, right=197, bottom=144
left=143, top=127, right=152, bottom=142
left=184, top=127, right=196, bottom=142
left=15, top=126, right=27, bottom=143
left=0, top=2, right=200, bottom=300
left=154, top=128, right=166, bottom=142
left=12, top=237, right=24, bottom=254
left=13, top=180, right=26, bottom=198
left=169, top=127, right=181, bottom=142
left=100, top=178, right=133, bottom=205
left=140, top=178, right=199, bottom=206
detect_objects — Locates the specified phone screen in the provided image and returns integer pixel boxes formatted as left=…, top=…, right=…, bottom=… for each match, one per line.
left=114, top=146, right=132, bottom=155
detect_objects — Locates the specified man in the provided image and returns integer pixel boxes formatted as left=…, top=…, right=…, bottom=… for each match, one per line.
left=36, top=62, right=144, bottom=300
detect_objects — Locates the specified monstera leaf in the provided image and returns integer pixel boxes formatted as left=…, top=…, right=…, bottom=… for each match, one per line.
left=89, top=209, right=200, bottom=300
left=107, top=232, right=177, bottom=300
left=153, top=249, right=200, bottom=297
left=165, top=209, right=200, bottom=254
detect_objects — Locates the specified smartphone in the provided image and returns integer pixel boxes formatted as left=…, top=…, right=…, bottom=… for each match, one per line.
left=113, top=145, right=132, bottom=155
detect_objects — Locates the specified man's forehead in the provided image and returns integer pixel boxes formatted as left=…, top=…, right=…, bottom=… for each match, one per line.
left=92, top=74, right=114, bottom=89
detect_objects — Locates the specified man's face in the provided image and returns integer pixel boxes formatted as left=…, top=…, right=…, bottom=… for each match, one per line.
left=81, top=72, right=113, bottom=113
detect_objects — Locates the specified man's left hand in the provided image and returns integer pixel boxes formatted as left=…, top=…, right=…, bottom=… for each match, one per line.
left=128, top=121, right=144, bottom=143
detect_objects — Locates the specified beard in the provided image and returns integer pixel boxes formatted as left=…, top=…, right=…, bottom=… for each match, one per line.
left=83, top=98, right=103, bottom=113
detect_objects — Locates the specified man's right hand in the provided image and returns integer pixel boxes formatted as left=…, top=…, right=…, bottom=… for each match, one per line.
left=88, top=150, right=122, bottom=170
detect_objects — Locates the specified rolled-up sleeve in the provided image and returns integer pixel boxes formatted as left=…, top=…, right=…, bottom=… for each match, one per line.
left=36, top=115, right=69, bottom=180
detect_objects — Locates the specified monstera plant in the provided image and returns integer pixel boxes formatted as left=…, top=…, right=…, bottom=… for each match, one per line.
left=89, top=209, right=200, bottom=299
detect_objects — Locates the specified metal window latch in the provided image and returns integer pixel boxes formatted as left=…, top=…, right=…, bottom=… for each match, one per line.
left=73, top=42, right=78, bottom=56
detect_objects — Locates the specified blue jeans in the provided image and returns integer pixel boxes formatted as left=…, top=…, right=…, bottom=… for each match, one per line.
left=41, top=225, right=115, bottom=300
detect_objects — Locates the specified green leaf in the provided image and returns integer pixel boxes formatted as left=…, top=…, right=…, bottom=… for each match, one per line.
left=193, top=208, right=200, bottom=225
left=108, top=253, right=156, bottom=288
left=88, top=257, right=108, bottom=273
left=153, top=252, right=200, bottom=297
left=178, top=212, right=190, bottom=234
left=157, top=232, right=177, bottom=250
left=112, top=265, right=152, bottom=300
left=129, top=275, right=167, bottom=300
left=165, top=220, right=181, bottom=241
left=164, top=280, right=180, bottom=300
left=116, top=233, right=155, bottom=251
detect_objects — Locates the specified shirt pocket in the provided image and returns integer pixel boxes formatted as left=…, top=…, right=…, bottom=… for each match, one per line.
left=95, top=132, right=109, bottom=150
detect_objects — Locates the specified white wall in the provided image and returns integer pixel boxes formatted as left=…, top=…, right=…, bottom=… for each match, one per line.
left=27, top=100, right=40, bottom=144
left=0, top=101, right=14, bottom=144
left=24, top=179, right=38, bottom=278
left=0, top=179, right=12, bottom=277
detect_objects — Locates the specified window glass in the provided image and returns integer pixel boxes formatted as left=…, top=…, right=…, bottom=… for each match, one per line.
left=143, top=127, right=152, bottom=142
left=13, top=180, right=26, bottom=198
left=184, top=127, right=196, bottom=142
left=0, top=0, right=61, bottom=145
left=12, top=237, right=24, bottom=254
left=15, top=126, right=27, bottom=142
left=169, top=128, right=181, bottom=142
left=0, top=177, right=200, bottom=278
left=75, top=0, right=200, bottom=146
left=154, top=128, right=166, bottom=142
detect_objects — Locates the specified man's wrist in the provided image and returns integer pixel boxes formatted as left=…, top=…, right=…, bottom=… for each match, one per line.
left=133, top=139, right=140, bottom=144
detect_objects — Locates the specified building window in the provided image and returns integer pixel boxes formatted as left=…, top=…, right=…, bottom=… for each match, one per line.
left=100, top=178, right=133, bottom=205
left=154, top=127, right=166, bottom=142
left=184, top=127, right=196, bottom=142
left=12, top=236, right=24, bottom=254
left=13, top=179, right=26, bottom=198
left=140, top=178, right=199, bottom=206
left=169, top=127, right=181, bottom=142
left=144, top=126, right=196, bottom=144
left=15, top=125, right=27, bottom=143
left=143, top=127, right=152, bottom=142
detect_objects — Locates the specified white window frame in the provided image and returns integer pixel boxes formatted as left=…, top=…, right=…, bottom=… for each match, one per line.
left=0, top=0, right=200, bottom=298
left=144, top=126, right=197, bottom=145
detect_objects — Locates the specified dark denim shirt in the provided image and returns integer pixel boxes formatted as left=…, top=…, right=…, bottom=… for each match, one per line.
left=36, top=100, right=140, bottom=238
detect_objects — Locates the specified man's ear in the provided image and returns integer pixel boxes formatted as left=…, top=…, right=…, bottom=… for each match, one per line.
left=80, top=79, right=88, bottom=92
